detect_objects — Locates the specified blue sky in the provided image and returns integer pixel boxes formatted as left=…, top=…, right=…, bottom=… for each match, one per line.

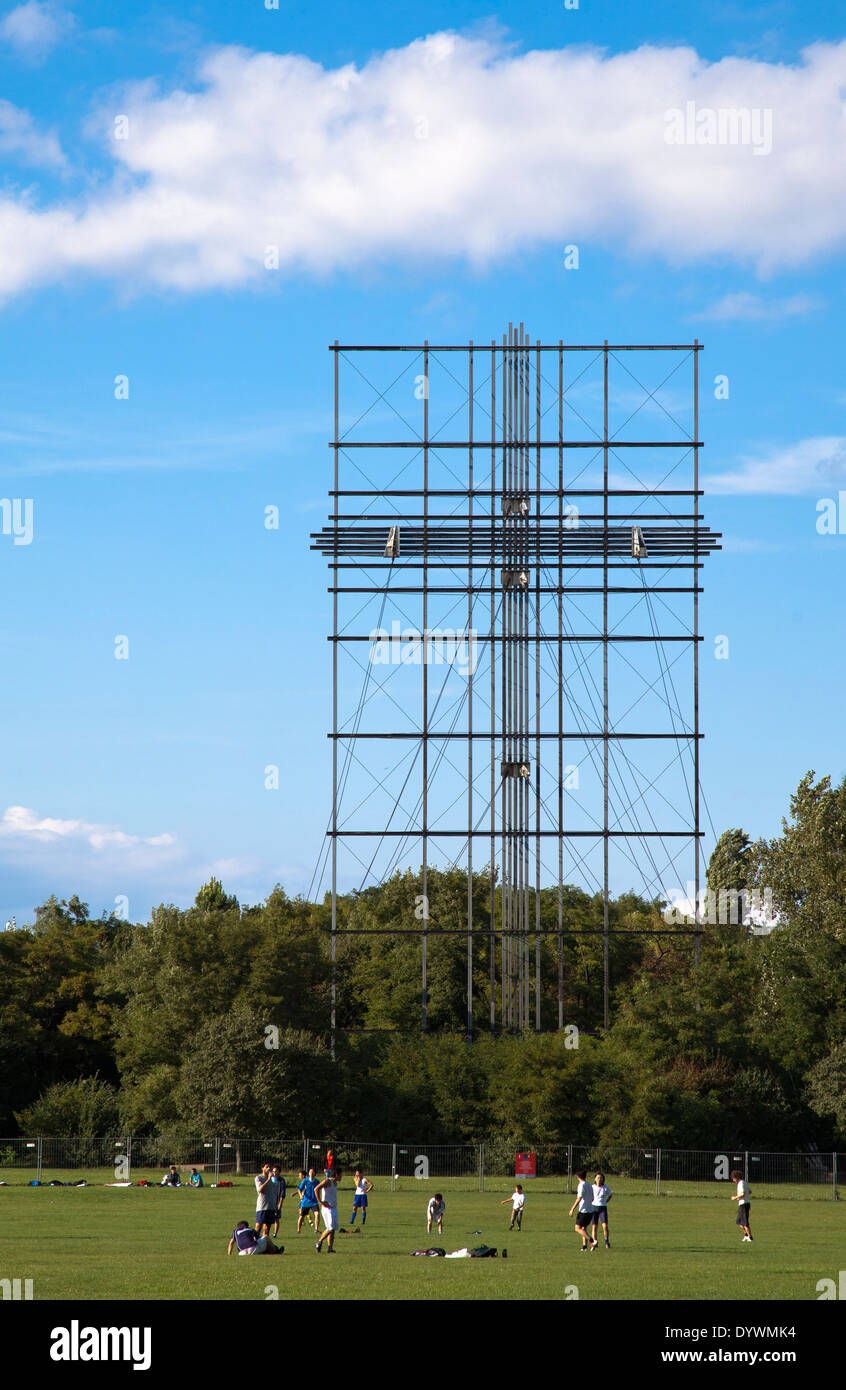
left=1, top=0, right=845, bottom=924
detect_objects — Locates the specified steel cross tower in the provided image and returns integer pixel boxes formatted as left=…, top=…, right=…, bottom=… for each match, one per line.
left=311, top=328, right=720, bottom=1044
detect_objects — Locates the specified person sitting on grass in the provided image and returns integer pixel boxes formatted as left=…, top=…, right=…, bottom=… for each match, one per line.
left=227, top=1221, right=284, bottom=1256
left=187, top=1168, right=204, bottom=1188
left=161, top=1165, right=181, bottom=1187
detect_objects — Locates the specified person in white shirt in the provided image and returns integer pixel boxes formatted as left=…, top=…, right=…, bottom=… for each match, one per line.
left=590, top=1172, right=612, bottom=1248
left=349, top=1168, right=373, bottom=1228
left=567, top=1170, right=597, bottom=1251
left=426, top=1194, right=445, bottom=1234
left=314, top=1168, right=341, bottom=1253
left=730, top=1170, right=753, bottom=1241
left=500, top=1184, right=526, bottom=1230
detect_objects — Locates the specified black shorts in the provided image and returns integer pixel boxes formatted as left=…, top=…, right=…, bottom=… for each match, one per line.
left=736, top=1203, right=750, bottom=1225
left=592, top=1205, right=608, bottom=1223
left=256, top=1209, right=273, bottom=1226
left=576, top=1211, right=594, bottom=1229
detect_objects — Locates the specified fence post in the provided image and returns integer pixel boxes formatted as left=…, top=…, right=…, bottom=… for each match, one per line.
left=36, top=1136, right=42, bottom=1184
left=834, top=1152, right=838, bottom=1201
left=126, top=1135, right=132, bottom=1184
left=303, top=1138, right=308, bottom=1173
left=479, top=1143, right=484, bottom=1193
left=391, top=1144, right=397, bottom=1192
left=566, top=1142, right=572, bottom=1194
left=744, top=1150, right=749, bottom=1183
left=656, top=1148, right=661, bottom=1197
left=214, top=1138, right=220, bottom=1186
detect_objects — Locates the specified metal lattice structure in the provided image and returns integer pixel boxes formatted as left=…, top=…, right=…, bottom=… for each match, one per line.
left=311, top=326, right=720, bottom=1040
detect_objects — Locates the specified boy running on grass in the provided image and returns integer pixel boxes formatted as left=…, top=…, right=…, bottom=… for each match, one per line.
left=500, top=1184, right=525, bottom=1230
left=730, top=1170, right=753, bottom=1241
left=591, top=1172, right=612, bottom=1248
left=568, top=1170, right=597, bottom=1252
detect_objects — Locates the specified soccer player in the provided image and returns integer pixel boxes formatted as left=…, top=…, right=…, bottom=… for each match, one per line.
left=568, top=1170, right=597, bottom=1251
left=255, top=1162, right=275, bottom=1238
left=314, top=1168, right=341, bottom=1253
left=297, top=1169, right=320, bottom=1233
left=591, top=1172, right=612, bottom=1247
left=730, top=1169, right=753, bottom=1241
left=227, top=1220, right=283, bottom=1256
left=500, top=1184, right=525, bottom=1230
left=349, top=1169, right=373, bottom=1228
left=269, top=1165, right=287, bottom=1237
left=426, top=1193, right=445, bottom=1235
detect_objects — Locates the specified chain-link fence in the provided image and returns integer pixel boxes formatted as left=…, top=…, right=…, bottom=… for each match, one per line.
left=0, top=1136, right=839, bottom=1197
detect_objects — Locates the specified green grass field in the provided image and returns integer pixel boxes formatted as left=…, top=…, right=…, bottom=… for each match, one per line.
left=2, top=1182, right=843, bottom=1301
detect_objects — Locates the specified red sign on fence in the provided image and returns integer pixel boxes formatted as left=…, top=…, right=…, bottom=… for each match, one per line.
left=515, top=1152, right=537, bottom=1178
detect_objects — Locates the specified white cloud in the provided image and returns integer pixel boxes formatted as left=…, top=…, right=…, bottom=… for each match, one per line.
left=707, top=436, right=846, bottom=495
left=1, top=34, right=846, bottom=296
left=697, top=290, right=823, bottom=321
left=0, top=2, right=72, bottom=59
left=0, top=803, right=181, bottom=872
left=0, top=98, right=66, bottom=168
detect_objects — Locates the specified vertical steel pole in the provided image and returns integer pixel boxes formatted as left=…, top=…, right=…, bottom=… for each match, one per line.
left=467, top=342, right=474, bottom=1040
left=693, top=340, right=701, bottom=966
left=331, top=340, right=339, bottom=1060
left=558, top=342, right=564, bottom=1030
left=479, top=1143, right=484, bottom=1193
left=37, top=1135, right=42, bottom=1184
left=501, top=331, right=508, bottom=1032
left=214, top=1137, right=220, bottom=1186
left=391, top=1143, right=397, bottom=1192
left=602, top=342, right=610, bottom=1031
left=656, top=1147, right=661, bottom=1197
left=535, top=338, right=542, bottom=1030
left=422, top=341, right=429, bottom=1031
left=490, top=341, right=497, bottom=1036
left=833, top=1151, right=838, bottom=1201
left=126, top=1134, right=132, bottom=1184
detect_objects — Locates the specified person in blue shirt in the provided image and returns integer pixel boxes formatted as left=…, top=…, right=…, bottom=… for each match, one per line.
left=297, top=1168, right=320, bottom=1233
left=187, top=1168, right=204, bottom=1188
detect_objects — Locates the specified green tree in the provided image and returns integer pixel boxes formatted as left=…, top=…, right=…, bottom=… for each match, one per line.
left=172, top=1005, right=336, bottom=1136
left=707, top=829, right=753, bottom=894
left=15, top=1076, right=120, bottom=1136
left=806, top=1041, right=846, bottom=1143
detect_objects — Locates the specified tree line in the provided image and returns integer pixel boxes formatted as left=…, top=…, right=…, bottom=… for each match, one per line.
left=2, top=771, right=845, bottom=1151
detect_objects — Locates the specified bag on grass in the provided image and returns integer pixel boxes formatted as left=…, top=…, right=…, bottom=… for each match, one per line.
left=468, top=1245, right=498, bottom=1258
